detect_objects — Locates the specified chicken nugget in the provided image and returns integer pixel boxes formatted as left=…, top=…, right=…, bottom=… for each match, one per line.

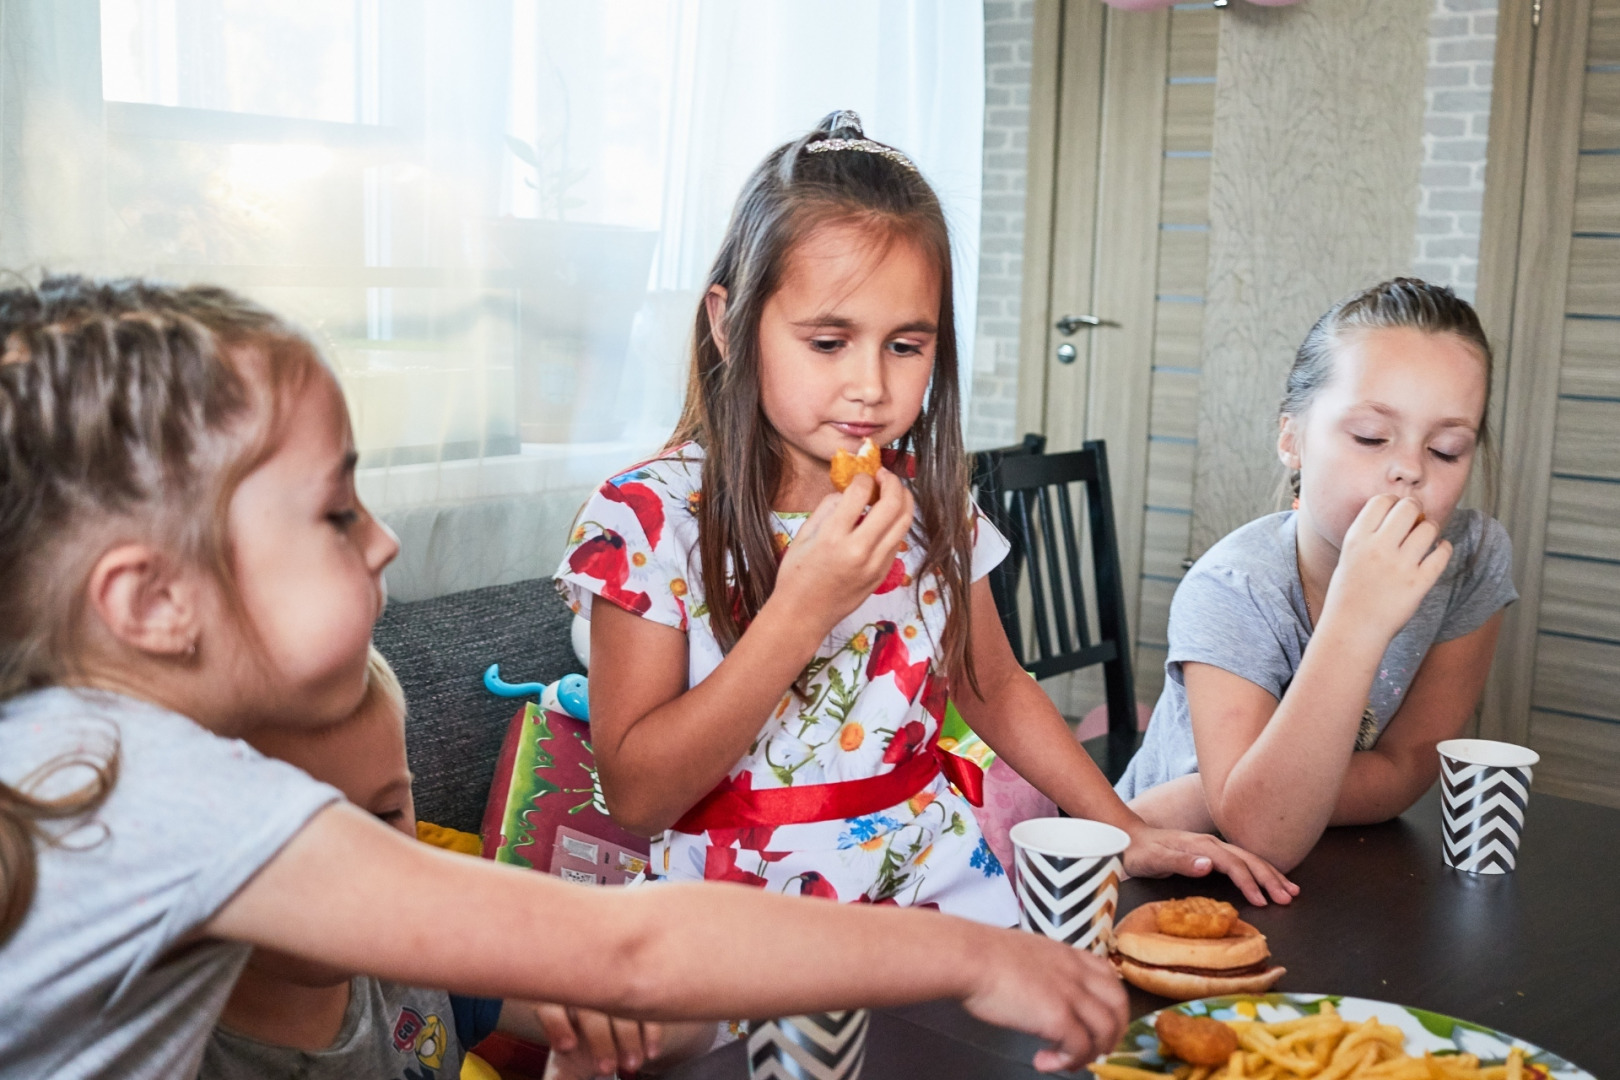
left=830, top=437, right=882, bottom=498
left=1155, top=896, right=1239, bottom=939
left=1155, top=1011, right=1240, bottom=1069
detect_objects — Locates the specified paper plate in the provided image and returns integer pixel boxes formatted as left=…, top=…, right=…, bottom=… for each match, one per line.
left=1101, top=993, right=1595, bottom=1080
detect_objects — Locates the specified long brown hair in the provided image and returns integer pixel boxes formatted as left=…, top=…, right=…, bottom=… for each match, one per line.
left=668, top=111, right=977, bottom=690
left=0, top=274, right=320, bottom=945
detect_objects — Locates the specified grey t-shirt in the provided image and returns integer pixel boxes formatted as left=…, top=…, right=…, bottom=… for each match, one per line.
left=0, top=688, right=340, bottom=1080
left=203, top=977, right=496, bottom=1080
left=1117, top=509, right=1517, bottom=801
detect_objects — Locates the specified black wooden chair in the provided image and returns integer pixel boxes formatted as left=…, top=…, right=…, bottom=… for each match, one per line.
left=970, top=436, right=1139, bottom=781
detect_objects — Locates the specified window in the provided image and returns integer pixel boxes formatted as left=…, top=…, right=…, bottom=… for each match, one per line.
left=8, top=1, right=983, bottom=596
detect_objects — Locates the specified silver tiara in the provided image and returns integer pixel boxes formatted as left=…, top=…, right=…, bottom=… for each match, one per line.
left=805, top=110, right=918, bottom=172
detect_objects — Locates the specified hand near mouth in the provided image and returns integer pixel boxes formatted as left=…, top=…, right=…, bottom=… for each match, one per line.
left=1322, top=494, right=1452, bottom=647
left=772, top=465, right=915, bottom=638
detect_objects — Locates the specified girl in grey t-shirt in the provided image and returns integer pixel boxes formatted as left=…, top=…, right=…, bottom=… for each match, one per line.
left=1119, top=279, right=1517, bottom=872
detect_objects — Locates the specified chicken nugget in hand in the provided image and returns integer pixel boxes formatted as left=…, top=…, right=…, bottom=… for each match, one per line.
left=830, top=437, right=882, bottom=501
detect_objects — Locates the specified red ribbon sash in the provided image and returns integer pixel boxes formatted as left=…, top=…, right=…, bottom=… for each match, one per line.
left=673, top=744, right=985, bottom=835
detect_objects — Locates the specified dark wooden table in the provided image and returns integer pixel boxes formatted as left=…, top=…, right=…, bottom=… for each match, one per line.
left=662, top=784, right=1619, bottom=1078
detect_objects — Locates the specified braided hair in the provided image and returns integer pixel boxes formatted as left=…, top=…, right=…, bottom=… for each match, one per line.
left=0, top=274, right=320, bottom=945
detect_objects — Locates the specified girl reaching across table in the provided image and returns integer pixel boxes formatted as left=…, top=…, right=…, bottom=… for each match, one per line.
left=0, top=275, right=1129, bottom=1079
left=1120, top=278, right=1518, bottom=872
left=559, top=110, right=1296, bottom=922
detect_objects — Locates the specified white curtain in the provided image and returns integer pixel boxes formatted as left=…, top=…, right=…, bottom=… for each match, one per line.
left=3, top=0, right=984, bottom=599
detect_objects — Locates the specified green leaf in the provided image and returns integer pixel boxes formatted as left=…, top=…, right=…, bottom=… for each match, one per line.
left=505, top=135, right=541, bottom=167
left=1407, top=1007, right=1456, bottom=1040
left=771, top=765, right=796, bottom=786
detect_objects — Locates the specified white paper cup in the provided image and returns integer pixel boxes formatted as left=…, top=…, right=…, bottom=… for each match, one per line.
left=1438, top=738, right=1539, bottom=874
left=747, top=1011, right=868, bottom=1080
left=1008, top=818, right=1130, bottom=954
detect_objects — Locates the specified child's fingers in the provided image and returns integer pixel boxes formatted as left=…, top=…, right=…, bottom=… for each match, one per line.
left=573, top=1009, right=623, bottom=1076
left=1372, top=495, right=1425, bottom=537
left=533, top=1002, right=579, bottom=1052
left=1073, top=982, right=1129, bottom=1064
left=609, top=1015, right=648, bottom=1072
left=1418, top=537, right=1454, bottom=581
left=853, top=468, right=908, bottom=531
left=1228, top=843, right=1299, bottom=904
left=1034, top=982, right=1120, bottom=1074
left=640, top=1020, right=664, bottom=1062
left=838, top=471, right=880, bottom=519
left=1348, top=492, right=1401, bottom=539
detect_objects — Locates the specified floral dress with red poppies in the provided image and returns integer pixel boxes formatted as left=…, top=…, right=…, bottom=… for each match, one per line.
left=556, top=443, right=1018, bottom=927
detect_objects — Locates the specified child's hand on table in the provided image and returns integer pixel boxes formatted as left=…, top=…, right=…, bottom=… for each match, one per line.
left=1121, top=823, right=1299, bottom=906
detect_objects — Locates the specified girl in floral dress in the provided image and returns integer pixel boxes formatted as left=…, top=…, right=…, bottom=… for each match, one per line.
left=557, top=112, right=1296, bottom=926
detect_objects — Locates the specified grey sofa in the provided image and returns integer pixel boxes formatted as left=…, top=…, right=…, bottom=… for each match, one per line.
left=371, top=578, right=584, bottom=835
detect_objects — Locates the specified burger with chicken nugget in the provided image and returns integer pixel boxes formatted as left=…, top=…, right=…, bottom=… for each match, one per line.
left=1112, top=897, right=1286, bottom=998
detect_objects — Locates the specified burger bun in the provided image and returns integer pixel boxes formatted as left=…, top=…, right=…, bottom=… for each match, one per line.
left=1113, top=901, right=1286, bottom=998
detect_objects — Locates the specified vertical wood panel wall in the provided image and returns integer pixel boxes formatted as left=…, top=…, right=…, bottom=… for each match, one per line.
left=1524, top=0, right=1620, bottom=805
left=1132, top=4, right=1218, bottom=706
left=1192, top=1, right=1430, bottom=554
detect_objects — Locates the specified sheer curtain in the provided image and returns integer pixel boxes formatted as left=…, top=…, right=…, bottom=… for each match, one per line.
left=3, top=0, right=984, bottom=599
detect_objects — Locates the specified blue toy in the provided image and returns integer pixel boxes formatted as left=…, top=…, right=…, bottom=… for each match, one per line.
left=482, top=665, right=590, bottom=721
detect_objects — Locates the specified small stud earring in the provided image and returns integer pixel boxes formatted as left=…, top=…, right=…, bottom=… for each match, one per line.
left=186, top=637, right=198, bottom=659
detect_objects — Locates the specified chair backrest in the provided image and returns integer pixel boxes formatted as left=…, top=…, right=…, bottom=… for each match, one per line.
left=971, top=438, right=1137, bottom=743
left=970, top=432, right=1045, bottom=653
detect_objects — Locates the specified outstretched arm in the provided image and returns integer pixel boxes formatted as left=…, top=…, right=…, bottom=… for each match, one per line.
left=206, top=803, right=1126, bottom=1072
left=950, top=577, right=1295, bottom=905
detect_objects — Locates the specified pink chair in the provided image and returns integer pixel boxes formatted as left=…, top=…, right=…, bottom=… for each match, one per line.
left=976, top=702, right=1152, bottom=872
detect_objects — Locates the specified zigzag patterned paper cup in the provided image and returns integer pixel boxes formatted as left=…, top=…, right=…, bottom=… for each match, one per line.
left=1008, top=818, right=1130, bottom=955
left=1438, top=738, right=1539, bottom=875
left=747, top=1010, right=868, bottom=1080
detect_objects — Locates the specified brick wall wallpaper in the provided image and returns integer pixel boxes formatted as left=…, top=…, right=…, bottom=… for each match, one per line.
left=1415, top=0, right=1499, bottom=301
left=968, top=0, right=1035, bottom=450
left=964, top=0, right=1500, bottom=446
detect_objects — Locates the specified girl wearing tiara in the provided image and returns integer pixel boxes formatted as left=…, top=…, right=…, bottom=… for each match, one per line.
left=559, top=112, right=1296, bottom=921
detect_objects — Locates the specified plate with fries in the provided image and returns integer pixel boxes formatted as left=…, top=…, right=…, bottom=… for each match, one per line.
left=1088, top=993, right=1595, bottom=1080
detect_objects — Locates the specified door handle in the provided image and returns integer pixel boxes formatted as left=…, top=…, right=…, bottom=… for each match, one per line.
left=1054, top=314, right=1119, bottom=335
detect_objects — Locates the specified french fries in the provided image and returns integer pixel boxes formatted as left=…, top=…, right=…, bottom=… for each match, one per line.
left=1088, top=1001, right=1533, bottom=1080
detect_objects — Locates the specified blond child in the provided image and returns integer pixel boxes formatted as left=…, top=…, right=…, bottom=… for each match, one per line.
left=204, top=648, right=715, bottom=1079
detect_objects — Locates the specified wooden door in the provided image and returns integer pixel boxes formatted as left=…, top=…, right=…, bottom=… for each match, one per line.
left=1019, top=1, right=1218, bottom=714
left=1479, top=0, right=1620, bottom=807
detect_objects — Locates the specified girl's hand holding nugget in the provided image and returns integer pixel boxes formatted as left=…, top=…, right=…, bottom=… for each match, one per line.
left=771, top=466, right=915, bottom=634
left=1321, top=494, right=1452, bottom=646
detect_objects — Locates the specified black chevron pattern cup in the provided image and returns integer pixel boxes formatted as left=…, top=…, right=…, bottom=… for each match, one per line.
left=746, top=1010, right=868, bottom=1080
left=1437, top=738, right=1540, bottom=875
left=1008, top=818, right=1131, bottom=955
